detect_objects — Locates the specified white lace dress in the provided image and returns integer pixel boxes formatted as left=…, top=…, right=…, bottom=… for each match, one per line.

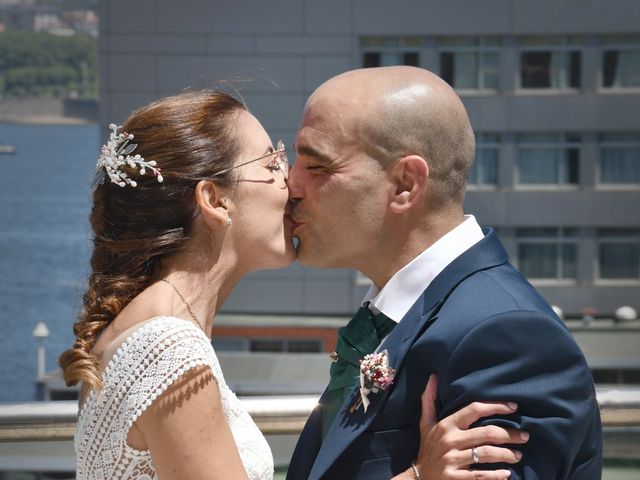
left=75, top=316, right=274, bottom=480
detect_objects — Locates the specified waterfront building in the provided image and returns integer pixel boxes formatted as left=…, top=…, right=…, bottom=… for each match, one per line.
left=93, top=0, right=640, bottom=402
left=100, top=0, right=639, bottom=320
left=96, top=0, right=640, bottom=389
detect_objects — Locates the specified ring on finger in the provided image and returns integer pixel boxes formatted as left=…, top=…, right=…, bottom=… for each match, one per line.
left=471, top=446, right=480, bottom=464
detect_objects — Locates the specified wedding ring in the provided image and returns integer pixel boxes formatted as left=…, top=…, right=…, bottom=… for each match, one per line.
left=472, top=446, right=480, bottom=464
left=410, top=461, right=422, bottom=479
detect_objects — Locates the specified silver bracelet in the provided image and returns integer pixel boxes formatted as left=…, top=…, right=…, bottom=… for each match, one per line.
left=410, top=462, right=422, bottom=480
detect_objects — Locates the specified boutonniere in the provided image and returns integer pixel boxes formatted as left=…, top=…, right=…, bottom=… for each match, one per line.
left=349, top=350, right=396, bottom=413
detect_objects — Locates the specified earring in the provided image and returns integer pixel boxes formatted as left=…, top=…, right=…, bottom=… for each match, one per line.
left=226, top=216, right=232, bottom=227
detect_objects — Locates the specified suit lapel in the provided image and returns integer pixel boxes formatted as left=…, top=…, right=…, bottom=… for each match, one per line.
left=307, top=297, right=440, bottom=480
left=287, top=385, right=335, bottom=480
left=307, top=229, right=508, bottom=480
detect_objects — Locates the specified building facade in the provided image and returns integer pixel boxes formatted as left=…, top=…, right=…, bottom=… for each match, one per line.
left=99, top=0, right=640, bottom=318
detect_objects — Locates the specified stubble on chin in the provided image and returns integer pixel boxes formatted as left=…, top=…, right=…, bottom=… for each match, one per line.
left=293, top=237, right=312, bottom=266
left=293, top=237, right=323, bottom=268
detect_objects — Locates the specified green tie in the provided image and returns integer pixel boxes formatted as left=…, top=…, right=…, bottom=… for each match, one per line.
left=321, top=303, right=396, bottom=440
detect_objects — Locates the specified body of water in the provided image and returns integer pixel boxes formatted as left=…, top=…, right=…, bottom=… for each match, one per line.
left=0, top=122, right=98, bottom=403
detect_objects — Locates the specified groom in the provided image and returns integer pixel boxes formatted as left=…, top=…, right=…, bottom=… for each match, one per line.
left=285, top=66, right=602, bottom=479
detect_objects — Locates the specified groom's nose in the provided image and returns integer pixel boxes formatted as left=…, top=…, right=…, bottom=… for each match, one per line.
left=286, top=161, right=304, bottom=201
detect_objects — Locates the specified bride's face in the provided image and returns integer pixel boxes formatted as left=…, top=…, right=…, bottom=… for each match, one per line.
left=225, top=110, right=296, bottom=271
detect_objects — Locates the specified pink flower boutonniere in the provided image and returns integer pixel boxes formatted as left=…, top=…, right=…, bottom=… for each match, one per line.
left=350, top=350, right=396, bottom=413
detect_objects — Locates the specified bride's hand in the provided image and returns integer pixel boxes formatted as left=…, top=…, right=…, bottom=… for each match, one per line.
left=397, top=375, right=529, bottom=479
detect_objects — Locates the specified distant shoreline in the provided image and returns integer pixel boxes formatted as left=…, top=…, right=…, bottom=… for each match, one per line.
left=0, top=97, right=98, bottom=126
left=0, top=115, right=96, bottom=126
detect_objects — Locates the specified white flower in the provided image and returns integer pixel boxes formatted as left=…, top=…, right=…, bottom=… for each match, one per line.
left=96, top=124, right=163, bottom=188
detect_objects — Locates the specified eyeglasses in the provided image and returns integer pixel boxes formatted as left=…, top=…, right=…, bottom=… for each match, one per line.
left=211, top=140, right=289, bottom=179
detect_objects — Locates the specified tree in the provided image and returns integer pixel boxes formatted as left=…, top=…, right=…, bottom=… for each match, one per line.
left=0, top=31, right=98, bottom=98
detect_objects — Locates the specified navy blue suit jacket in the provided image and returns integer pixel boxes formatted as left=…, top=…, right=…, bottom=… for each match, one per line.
left=286, top=229, right=602, bottom=480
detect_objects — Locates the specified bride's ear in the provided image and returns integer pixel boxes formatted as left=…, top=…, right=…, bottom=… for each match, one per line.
left=194, top=180, right=232, bottom=228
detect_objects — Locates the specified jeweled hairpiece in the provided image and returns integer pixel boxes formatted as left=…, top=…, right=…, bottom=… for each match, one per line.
left=96, top=124, right=163, bottom=187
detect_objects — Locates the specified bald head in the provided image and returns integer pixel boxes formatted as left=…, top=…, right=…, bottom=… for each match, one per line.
left=306, top=66, right=475, bottom=205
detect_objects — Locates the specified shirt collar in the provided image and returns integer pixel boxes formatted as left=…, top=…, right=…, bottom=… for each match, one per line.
left=362, top=215, right=485, bottom=322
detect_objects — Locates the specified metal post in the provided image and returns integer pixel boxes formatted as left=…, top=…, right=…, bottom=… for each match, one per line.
left=32, top=322, right=49, bottom=401
left=37, top=341, right=45, bottom=380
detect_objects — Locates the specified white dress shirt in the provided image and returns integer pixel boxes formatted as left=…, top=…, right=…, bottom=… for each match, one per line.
left=363, top=215, right=485, bottom=323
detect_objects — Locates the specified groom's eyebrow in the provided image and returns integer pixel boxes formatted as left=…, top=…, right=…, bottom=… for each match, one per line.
left=297, top=144, right=332, bottom=164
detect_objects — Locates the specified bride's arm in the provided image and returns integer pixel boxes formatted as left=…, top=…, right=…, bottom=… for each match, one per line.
left=135, top=365, right=249, bottom=480
left=393, top=375, right=527, bottom=480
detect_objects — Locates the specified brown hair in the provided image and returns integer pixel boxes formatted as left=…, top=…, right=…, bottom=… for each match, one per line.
left=59, top=90, right=246, bottom=390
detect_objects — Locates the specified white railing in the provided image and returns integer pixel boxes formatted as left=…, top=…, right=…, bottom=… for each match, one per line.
left=0, top=395, right=319, bottom=442
left=0, top=388, right=638, bottom=472
left=0, top=388, right=639, bottom=441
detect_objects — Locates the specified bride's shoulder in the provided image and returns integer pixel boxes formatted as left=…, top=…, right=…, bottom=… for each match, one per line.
left=136, top=315, right=205, bottom=337
left=95, top=317, right=220, bottom=435
left=102, top=316, right=211, bottom=373
left=129, top=315, right=209, bottom=347
left=128, top=315, right=206, bottom=341
left=97, top=316, right=205, bottom=362
left=106, top=316, right=217, bottom=394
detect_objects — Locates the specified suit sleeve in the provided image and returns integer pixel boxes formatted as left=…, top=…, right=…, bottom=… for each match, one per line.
left=440, top=310, right=602, bottom=480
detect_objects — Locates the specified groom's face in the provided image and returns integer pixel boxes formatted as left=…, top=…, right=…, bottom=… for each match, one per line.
left=288, top=96, right=391, bottom=270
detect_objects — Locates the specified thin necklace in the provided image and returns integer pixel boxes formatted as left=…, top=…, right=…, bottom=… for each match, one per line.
left=161, top=278, right=204, bottom=332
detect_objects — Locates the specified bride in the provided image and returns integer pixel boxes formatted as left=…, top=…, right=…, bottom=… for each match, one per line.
left=59, top=90, right=526, bottom=479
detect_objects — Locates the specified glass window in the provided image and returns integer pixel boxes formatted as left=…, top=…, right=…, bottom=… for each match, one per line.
left=250, top=339, right=284, bottom=352
left=520, top=36, right=563, bottom=46
left=601, top=36, right=640, bottom=89
left=598, top=133, right=640, bottom=184
left=603, top=50, right=640, bottom=88
left=439, top=37, right=479, bottom=47
left=516, top=228, right=578, bottom=280
left=288, top=339, right=322, bottom=353
left=248, top=338, right=323, bottom=353
left=362, top=50, right=420, bottom=68
left=469, top=133, right=500, bottom=186
left=363, top=52, right=381, bottom=68
left=519, top=37, right=582, bottom=90
left=439, top=36, right=500, bottom=90
left=601, top=35, right=640, bottom=45
left=361, top=36, right=420, bottom=68
left=403, top=52, right=420, bottom=67
left=517, top=133, right=580, bottom=185
left=212, top=338, right=248, bottom=352
left=360, top=36, right=399, bottom=48
left=591, top=369, right=640, bottom=385
left=598, top=229, right=640, bottom=280
left=403, top=36, right=424, bottom=48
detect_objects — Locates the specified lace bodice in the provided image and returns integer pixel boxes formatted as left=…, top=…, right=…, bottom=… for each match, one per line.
left=75, top=316, right=274, bottom=480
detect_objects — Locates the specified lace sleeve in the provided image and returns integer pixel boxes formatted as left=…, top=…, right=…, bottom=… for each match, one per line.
left=76, top=316, right=273, bottom=480
left=110, top=318, right=217, bottom=428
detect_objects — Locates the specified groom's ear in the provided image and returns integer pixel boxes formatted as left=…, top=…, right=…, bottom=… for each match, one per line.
left=194, top=180, right=231, bottom=228
left=389, top=155, right=429, bottom=214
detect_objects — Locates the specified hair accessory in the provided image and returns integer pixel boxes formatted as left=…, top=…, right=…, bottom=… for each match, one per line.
left=97, top=124, right=163, bottom=187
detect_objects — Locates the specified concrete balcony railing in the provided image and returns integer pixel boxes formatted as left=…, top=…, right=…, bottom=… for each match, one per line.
left=0, top=395, right=320, bottom=442
left=0, top=387, right=638, bottom=472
